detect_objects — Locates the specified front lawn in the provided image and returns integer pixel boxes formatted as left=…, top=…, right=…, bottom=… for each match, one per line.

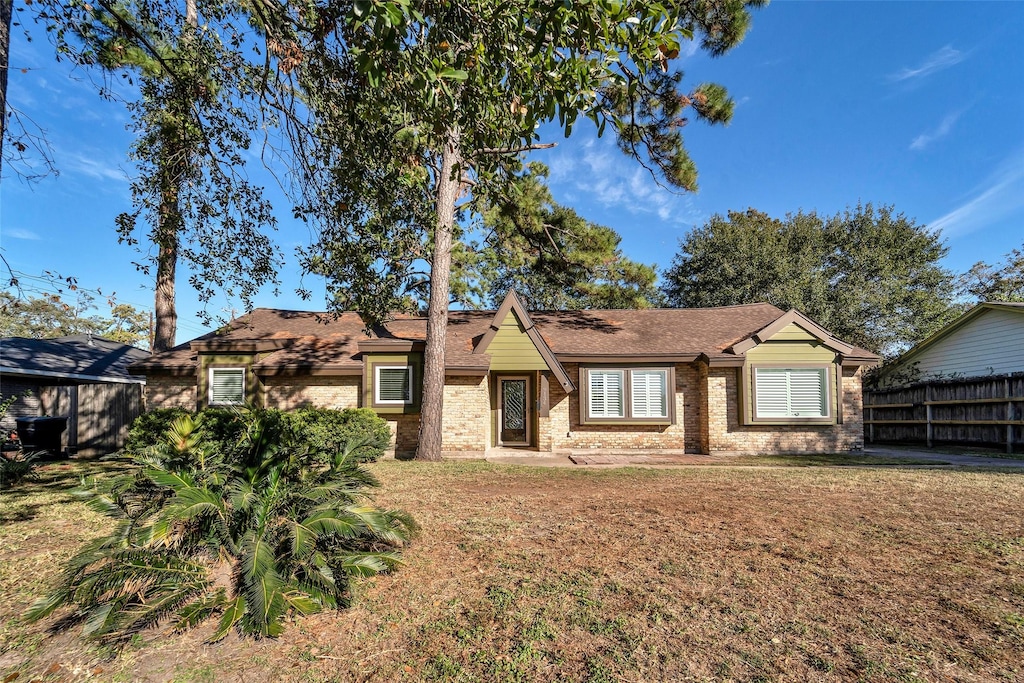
left=2, top=458, right=1022, bottom=682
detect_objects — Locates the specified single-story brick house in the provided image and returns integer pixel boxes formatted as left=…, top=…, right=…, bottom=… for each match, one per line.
left=129, top=291, right=879, bottom=457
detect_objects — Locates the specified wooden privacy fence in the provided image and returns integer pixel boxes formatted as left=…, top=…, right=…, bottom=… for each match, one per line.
left=864, top=374, right=1024, bottom=454
left=39, top=383, right=143, bottom=453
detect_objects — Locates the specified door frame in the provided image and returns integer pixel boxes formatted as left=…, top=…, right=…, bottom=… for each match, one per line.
left=497, top=375, right=532, bottom=447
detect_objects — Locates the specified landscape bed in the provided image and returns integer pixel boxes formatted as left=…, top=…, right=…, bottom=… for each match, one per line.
left=1, top=458, right=1021, bottom=682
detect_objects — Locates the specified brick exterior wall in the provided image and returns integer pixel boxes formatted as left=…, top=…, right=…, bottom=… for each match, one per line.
left=441, top=375, right=490, bottom=454
left=703, top=366, right=865, bottom=454
left=547, top=363, right=701, bottom=451
left=141, top=362, right=867, bottom=457
left=263, top=376, right=360, bottom=410
left=385, top=414, right=421, bottom=458
left=145, top=375, right=197, bottom=411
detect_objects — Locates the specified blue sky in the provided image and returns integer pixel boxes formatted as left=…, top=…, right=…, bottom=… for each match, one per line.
left=2, top=1, right=1023, bottom=345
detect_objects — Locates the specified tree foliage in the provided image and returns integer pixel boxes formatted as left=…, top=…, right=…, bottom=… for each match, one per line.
left=0, top=290, right=150, bottom=346
left=458, top=164, right=662, bottom=310
left=662, top=205, right=959, bottom=358
left=26, top=410, right=414, bottom=642
left=34, top=0, right=282, bottom=348
left=956, top=242, right=1024, bottom=304
left=287, top=0, right=763, bottom=459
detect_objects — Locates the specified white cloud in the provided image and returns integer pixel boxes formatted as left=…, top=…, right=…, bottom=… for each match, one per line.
left=3, top=228, right=42, bottom=240
left=929, top=151, right=1024, bottom=238
left=889, top=45, right=965, bottom=82
left=909, top=110, right=962, bottom=151
left=63, top=152, right=128, bottom=183
left=542, top=137, right=705, bottom=227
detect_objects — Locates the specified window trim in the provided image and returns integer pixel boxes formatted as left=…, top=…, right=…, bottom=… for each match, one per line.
left=579, top=365, right=675, bottom=425
left=374, top=365, right=414, bottom=405
left=208, top=367, right=246, bottom=406
left=748, top=363, right=834, bottom=425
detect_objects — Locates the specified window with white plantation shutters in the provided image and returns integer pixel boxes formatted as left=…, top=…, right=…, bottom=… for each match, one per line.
left=209, top=368, right=245, bottom=406
left=631, top=370, right=668, bottom=418
left=376, top=366, right=412, bottom=404
left=754, top=368, right=827, bottom=418
left=588, top=370, right=624, bottom=418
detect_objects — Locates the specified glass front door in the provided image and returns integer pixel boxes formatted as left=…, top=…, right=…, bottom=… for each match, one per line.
left=499, top=377, right=530, bottom=446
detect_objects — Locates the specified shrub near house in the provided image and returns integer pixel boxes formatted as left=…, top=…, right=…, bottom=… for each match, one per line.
left=27, top=408, right=413, bottom=641
left=124, top=406, right=392, bottom=463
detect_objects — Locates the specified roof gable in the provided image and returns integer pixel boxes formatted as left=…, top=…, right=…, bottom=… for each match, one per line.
left=475, top=291, right=575, bottom=391
left=729, top=309, right=855, bottom=356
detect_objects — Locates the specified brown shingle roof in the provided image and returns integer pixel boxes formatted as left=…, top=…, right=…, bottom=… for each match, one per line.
left=528, top=303, right=784, bottom=357
left=131, top=303, right=877, bottom=374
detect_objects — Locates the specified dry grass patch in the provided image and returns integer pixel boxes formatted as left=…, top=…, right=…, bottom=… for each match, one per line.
left=2, top=459, right=1022, bottom=682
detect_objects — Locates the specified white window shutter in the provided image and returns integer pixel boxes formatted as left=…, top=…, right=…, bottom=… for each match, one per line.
left=377, top=367, right=412, bottom=403
left=755, top=368, right=827, bottom=418
left=589, top=370, right=624, bottom=418
left=211, top=369, right=244, bottom=405
left=631, top=370, right=667, bottom=418
left=788, top=368, right=826, bottom=417
left=755, top=369, right=790, bottom=417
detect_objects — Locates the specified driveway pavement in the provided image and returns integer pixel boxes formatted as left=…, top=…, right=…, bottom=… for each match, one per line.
left=863, top=445, right=1024, bottom=468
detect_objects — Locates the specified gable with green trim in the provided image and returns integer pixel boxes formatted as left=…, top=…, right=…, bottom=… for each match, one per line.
left=488, top=309, right=549, bottom=371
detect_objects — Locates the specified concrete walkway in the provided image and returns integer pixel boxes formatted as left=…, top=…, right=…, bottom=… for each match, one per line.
left=863, top=445, right=1024, bottom=468
left=482, top=446, right=1024, bottom=469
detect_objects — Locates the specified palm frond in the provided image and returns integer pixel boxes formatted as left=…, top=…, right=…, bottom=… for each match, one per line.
left=174, top=588, right=228, bottom=632
left=210, top=595, right=246, bottom=643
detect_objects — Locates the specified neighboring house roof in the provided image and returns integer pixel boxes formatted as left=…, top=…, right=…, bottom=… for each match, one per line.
left=131, top=296, right=878, bottom=377
left=876, top=301, right=1024, bottom=382
left=1, top=334, right=150, bottom=384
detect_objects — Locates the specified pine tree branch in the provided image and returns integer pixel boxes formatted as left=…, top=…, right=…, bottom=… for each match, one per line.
left=478, top=143, right=556, bottom=155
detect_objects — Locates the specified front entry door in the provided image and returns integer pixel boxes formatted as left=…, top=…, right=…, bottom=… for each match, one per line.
left=499, top=377, right=530, bottom=446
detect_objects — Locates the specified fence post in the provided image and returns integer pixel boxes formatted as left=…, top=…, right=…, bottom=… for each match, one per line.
left=925, top=383, right=933, bottom=449
left=865, top=390, right=874, bottom=443
left=1007, top=378, right=1014, bottom=455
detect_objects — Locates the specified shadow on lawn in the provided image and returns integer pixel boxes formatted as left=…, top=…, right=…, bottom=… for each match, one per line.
left=0, top=456, right=133, bottom=524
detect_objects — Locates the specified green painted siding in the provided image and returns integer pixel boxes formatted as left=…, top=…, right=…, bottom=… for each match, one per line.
left=488, top=310, right=548, bottom=371
left=363, top=353, right=422, bottom=414
left=768, top=322, right=819, bottom=342
left=745, top=339, right=837, bottom=363
left=198, top=353, right=262, bottom=409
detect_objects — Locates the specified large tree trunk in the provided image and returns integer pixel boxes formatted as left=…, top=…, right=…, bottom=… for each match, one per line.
left=415, top=128, right=461, bottom=461
left=151, top=105, right=185, bottom=353
left=152, top=232, right=178, bottom=352
left=150, top=0, right=197, bottom=353
left=0, top=0, right=12, bottom=174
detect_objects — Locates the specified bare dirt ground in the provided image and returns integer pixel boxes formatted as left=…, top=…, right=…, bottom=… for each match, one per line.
left=1, top=459, right=1022, bottom=682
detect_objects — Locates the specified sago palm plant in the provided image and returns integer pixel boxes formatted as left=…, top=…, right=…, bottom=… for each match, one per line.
left=26, top=410, right=414, bottom=641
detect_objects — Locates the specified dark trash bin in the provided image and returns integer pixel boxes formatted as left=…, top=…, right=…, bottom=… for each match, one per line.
left=15, top=416, right=68, bottom=458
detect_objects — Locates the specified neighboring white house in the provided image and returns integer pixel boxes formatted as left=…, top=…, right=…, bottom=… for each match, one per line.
left=876, top=302, right=1024, bottom=386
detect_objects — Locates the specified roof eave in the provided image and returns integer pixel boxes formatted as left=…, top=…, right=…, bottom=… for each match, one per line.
left=879, top=302, right=1024, bottom=375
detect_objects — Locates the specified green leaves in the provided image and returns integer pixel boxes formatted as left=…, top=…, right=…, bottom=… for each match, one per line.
left=438, top=67, right=469, bottom=81
left=26, top=410, right=415, bottom=643
left=467, top=166, right=664, bottom=310
left=662, top=204, right=958, bottom=358
left=211, top=595, right=246, bottom=642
